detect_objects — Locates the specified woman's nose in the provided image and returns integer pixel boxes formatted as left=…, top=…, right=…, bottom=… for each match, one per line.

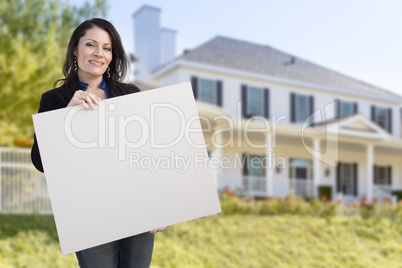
left=94, top=47, right=104, bottom=57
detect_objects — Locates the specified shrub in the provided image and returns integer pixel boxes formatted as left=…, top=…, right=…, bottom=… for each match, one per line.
left=219, top=190, right=402, bottom=219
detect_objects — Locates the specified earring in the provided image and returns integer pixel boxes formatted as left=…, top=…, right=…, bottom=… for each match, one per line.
left=107, top=66, right=111, bottom=78
left=74, top=57, right=77, bottom=72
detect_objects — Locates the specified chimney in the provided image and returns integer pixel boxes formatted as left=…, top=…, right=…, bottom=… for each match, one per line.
left=133, top=5, right=161, bottom=82
left=133, top=6, right=176, bottom=82
left=160, top=28, right=176, bottom=65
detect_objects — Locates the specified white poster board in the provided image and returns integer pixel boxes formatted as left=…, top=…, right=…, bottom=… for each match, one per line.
left=32, top=82, right=221, bottom=255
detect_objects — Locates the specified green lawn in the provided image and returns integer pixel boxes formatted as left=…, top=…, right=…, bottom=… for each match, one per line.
left=0, top=214, right=401, bottom=267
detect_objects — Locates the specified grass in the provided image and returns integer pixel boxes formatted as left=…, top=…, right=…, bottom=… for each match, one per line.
left=0, top=214, right=401, bottom=267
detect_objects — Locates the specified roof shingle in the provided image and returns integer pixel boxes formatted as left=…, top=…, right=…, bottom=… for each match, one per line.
left=177, top=36, right=400, bottom=99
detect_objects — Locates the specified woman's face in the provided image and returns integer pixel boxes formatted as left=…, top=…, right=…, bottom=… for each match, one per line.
left=73, top=26, right=112, bottom=81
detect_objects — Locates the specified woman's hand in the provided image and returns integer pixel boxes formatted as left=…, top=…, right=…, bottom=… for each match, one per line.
left=150, top=226, right=169, bottom=234
left=67, top=90, right=101, bottom=110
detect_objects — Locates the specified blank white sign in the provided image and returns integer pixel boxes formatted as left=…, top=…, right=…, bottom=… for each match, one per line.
left=32, top=82, right=221, bottom=255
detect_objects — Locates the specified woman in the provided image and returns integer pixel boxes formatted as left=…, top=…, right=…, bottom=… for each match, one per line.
left=31, top=18, right=167, bottom=268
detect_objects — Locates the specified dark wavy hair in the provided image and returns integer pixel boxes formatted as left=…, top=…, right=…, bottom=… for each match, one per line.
left=54, top=18, right=128, bottom=87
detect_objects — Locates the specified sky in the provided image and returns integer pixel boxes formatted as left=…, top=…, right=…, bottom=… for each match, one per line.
left=70, top=0, right=402, bottom=96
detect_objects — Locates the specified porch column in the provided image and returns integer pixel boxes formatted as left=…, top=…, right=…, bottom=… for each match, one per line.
left=212, top=131, right=224, bottom=189
left=366, top=144, right=373, bottom=201
left=266, top=132, right=274, bottom=197
left=312, top=138, right=321, bottom=198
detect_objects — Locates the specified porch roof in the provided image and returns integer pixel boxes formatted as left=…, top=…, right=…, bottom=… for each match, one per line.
left=196, top=106, right=401, bottom=145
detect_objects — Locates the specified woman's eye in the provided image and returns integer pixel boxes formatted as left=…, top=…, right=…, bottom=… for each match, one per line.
left=86, top=43, right=94, bottom=47
left=104, top=47, right=111, bottom=51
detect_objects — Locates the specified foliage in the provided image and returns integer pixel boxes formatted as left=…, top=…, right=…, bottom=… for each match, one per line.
left=318, top=185, right=332, bottom=200
left=0, top=214, right=402, bottom=267
left=219, top=190, right=402, bottom=219
left=220, top=190, right=337, bottom=217
left=0, top=0, right=108, bottom=146
left=392, top=190, right=402, bottom=201
left=12, top=137, right=34, bottom=147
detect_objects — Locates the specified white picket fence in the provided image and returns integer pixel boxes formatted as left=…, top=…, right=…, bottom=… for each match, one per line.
left=0, top=147, right=52, bottom=214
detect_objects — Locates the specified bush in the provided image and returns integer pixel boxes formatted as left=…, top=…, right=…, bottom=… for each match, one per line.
left=219, top=191, right=402, bottom=219
left=318, top=186, right=332, bottom=200
left=392, top=191, right=402, bottom=201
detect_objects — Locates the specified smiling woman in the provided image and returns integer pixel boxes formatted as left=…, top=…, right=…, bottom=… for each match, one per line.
left=30, top=18, right=168, bottom=268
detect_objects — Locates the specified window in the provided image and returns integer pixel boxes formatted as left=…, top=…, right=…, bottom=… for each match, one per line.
left=340, top=163, right=354, bottom=195
left=199, top=78, right=216, bottom=105
left=374, top=166, right=391, bottom=185
left=241, top=85, right=269, bottom=118
left=335, top=100, right=357, bottom=118
left=191, top=76, right=222, bottom=106
left=289, top=159, right=312, bottom=180
left=296, top=95, right=309, bottom=122
left=339, top=101, right=356, bottom=117
left=248, top=87, right=264, bottom=116
left=371, top=106, right=392, bottom=133
left=242, top=154, right=266, bottom=192
left=290, top=93, right=314, bottom=123
left=248, top=155, right=265, bottom=177
left=375, top=107, right=387, bottom=129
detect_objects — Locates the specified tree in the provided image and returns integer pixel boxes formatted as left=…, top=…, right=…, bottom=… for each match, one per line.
left=0, top=0, right=108, bottom=146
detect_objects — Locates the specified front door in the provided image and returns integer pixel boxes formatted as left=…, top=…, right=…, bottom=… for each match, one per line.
left=337, top=162, right=357, bottom=196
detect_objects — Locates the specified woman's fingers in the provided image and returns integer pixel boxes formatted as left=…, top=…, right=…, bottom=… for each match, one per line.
left=67, top=90, right=102, bottom=110
left=149, top=226, right=169, bottom=234
left=79, top=100, right=90, bottom=110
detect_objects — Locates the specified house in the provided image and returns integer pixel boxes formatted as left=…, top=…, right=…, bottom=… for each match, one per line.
left=132, top=5, right=402, bottom=203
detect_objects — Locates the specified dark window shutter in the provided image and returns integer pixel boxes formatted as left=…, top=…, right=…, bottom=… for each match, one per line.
left=388, top=166, right=392, bottom=185
left=353, top=163, right=358, bottom=196
left=290, top=93, right=296, bottom=123
left=336, top=162, right=341, bottom=193
left=371, top=105, right=376, bottom=121
left=353, top=102, right=358, bottom=114
left=242, top=153, right=249, bottom=176
left=264, top=88, right=269, bottom=119
left=241, top=85, right=247, bottom=118
left=309, top=96, right=314, bottom=116
left=191, top=76, right=198, bottom=99
left=309, top=95, right=314, bottom=125
left=289, top=158, right=294, bottom=178
left=388, top=108, right=392, bottom=134
left=335, top=99, right=340, bottom=118
left=373, top=165, right=377, bottom=184
left=216, top=80, right=222, bottom=107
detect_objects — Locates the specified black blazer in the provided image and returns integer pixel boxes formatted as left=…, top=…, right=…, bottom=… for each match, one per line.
left=31, top=74, right=140, bottom=173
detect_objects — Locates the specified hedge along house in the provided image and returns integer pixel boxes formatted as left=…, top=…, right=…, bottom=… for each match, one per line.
left=132, top=5, right=402, bottom=203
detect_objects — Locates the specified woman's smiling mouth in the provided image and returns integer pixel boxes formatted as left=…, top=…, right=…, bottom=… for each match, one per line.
left=89, top=60, right=103, bottom=67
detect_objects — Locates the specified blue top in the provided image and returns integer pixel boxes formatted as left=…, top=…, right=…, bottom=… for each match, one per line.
left=79, top=78, right=110, bottom=99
